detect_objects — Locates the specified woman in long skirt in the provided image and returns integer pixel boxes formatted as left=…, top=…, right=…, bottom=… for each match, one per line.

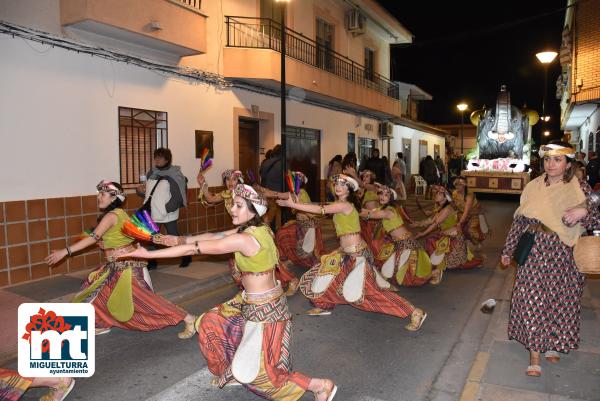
left=123, top=184, right=337, bottom=401
left=359, top=184, right=435, bottom=287
left=277, top=174, right=427, bottom=331
left=46, top=180, right=195, bottom=337
left=413, top=185, right=482, bottom=280
left=500, top=142, right=600, bottom=377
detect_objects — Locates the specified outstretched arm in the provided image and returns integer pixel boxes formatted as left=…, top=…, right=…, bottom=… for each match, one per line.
left=359, top=208, right=393, bottom=220
left=46, top=212, right=117, bottom=265
left=197, top=171, right=223, bottom=203
left=277, top=196, right=352, bottom=215
left=414, top=207, right=450, bottom=239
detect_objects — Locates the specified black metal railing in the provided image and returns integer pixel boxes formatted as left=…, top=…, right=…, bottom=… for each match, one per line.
left=177, top=0, right=201, bottom=11
left=225, top=16, right=400, bottom=100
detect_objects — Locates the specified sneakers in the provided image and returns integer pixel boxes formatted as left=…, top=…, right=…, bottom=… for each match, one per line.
left=307, top=308, right=333, bottom=316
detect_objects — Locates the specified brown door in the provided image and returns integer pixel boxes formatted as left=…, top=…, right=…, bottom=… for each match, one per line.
left=239, top=118, right=259, bottom=183
left=284, top=126, right=321, bottom=200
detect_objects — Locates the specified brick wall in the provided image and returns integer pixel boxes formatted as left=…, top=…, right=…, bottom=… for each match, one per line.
left=572, top=0, right=600, bottom=103
left=0, top=186, right=233, bottom=288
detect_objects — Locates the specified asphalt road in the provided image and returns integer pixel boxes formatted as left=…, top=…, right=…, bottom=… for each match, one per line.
left=15, top=197, right=518, bottom=401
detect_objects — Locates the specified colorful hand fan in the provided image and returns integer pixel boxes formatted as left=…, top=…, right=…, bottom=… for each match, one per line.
left=121, top=210, right=160, bottom=242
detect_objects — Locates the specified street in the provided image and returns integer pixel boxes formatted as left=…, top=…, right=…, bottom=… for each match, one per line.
left=10, top=197, right=600, bottom=401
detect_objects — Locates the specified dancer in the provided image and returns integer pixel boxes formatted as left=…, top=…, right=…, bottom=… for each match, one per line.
left=255, top=172, right=325, bottom=271
left=359, top=170, right=379, bottom=210
left=500, top=142, right=600, bottom=377
left=45, top=180, right=196, bottom=337
left=122, top=184, right=337, bottom=401
left=358, top=170, right=385, bottom=251
left=452, top=177, right=489, bottom=246
left=413, top=185, right=482, bottom=275
left=0, top=369, right=74, bottom=401
left=277, top=174, right=427, bottom=331
left=360, top=184, right=435, bottom=286
left=198, top=169, right=297, bottom=292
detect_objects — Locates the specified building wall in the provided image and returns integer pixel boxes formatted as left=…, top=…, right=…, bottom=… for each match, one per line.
left=0, top=35, right=384, bottom=286
left=0, top=0, right=400, bottom=79
left=571, top=0, right=600, bottom=103
left=390, top=126, right=446, bottom=174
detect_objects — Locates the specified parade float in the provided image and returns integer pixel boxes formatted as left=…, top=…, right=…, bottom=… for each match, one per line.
left=461, top=85, right=539, bottom=194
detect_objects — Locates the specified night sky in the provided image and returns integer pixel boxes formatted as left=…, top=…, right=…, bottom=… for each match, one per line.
left=379, top=0, right=566, bottom=144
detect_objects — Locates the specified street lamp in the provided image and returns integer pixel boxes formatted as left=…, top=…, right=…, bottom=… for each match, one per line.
left=535, top=51, right=558, bottom=120
left=457, top=103, right=468, bottom=158
left=276, top=0, right=290, bottom=224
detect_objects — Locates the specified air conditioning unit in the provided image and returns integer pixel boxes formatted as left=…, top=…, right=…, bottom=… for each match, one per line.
left=345, top=9, right=366, bottom=33
left=378, top=121, right=394, bottom=139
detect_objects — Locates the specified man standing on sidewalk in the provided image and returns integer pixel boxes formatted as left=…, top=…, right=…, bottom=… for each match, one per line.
left=138, top=148, right=190, bottom=268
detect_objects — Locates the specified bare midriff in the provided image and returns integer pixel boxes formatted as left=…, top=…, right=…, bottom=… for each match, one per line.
left=388, top=225, right=411, bottom=239
left=241, top=270, right=278, bottom=294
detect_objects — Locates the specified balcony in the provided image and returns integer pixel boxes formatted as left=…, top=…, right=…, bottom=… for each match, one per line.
left=223, top=17, right=402, bottom=118
left=60, top=0, right=207, bottom=59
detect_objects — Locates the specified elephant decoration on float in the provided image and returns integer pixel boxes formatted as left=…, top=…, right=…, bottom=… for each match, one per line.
left=466, top=85, right=539, bottom=173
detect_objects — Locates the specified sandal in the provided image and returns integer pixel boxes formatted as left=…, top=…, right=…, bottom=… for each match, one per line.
left=178, top=315, right=197, bottom=339
left=314, top=379, right=337, bottom=401
left=39, top=377, right=75, bottom=401
left=285, top=278, right=300, bottom=296
left=526, top=364, right=542, bottom=377
left=405, top=308, right=427, bottom=331
left=430, top=269, right=443, bottom=285
left=307, top=308, right=332, bottom=316
left=544, top=350, right=560, bottom=363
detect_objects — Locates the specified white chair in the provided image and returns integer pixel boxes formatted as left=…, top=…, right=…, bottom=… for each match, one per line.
left=414, top=175, right=427, bottom=196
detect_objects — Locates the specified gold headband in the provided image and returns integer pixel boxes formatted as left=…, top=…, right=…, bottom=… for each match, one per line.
left=539, top=145, right=575, bottom=158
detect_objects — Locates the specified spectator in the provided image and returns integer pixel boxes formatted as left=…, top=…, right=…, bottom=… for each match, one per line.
left=259, top=145, right=282, bottom=192
left=435, top=155, right=445, bottom=184
left=586, top=151, right=600, bottom=188
left=364, top=148, right=386, bottom=184
left=139, top=148, right=190, bottom=268
left=394, top=152, right=407, bottom=183
left=382, top=156, right=393, bottom=185
left=342, top=152, right=359, bottom=181
left=422, top=155, right=438, bottom=198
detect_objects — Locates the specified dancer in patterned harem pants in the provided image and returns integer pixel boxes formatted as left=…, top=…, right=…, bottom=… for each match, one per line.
left=198, top=169, right=298, bottom=293
left=46, top=180, right=195, bottom=338
left=500, top=141, right=600, bottom=377
left=452, top=177, right=489, bottom=246
left=360, top=184, right=435, bottom=287
left=123, top=184, right=337, bottom=401
left=414, top=185, right=482, bottom=276
left=277, top=174, right=427, bottom=331
left=0, top=368, right=74, bottom=401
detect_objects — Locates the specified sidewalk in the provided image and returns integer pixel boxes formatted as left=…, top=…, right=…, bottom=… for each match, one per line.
left=460, top=269, right=600, bottom=401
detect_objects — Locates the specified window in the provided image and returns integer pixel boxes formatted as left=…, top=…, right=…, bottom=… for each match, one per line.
left=316, top=18, right=334, bottom=71
left=358, top=137, right=375, bottom=167
left=364, top=47, right=375, bottom=81
left=118, top=107, right=168, bottom=188
left=348, top=132, right=356, bottom=154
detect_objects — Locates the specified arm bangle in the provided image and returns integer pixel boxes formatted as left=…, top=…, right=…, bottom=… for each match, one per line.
left=194, top=241, right=202, bottom=255
left=66, top=246, right=72, bottom=257
left=320, top=205, right=326, bottom=216
left=366, top=211, right=371, bottom=221
left=89, top=231, right=101, bottom=241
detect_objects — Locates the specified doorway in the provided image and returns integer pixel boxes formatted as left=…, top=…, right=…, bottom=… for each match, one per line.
left=402, top=138, right=412, bottom=179
left=239, top=118, right=259, bottom=183
left=284, top=126, right=321, bottom=200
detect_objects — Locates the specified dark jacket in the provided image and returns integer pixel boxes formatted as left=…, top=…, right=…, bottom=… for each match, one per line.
left=260, top=156, right=283, bottom=191
left=365, top=157, right=386, bottom=184
left=586, top=157, right=600, bottom=188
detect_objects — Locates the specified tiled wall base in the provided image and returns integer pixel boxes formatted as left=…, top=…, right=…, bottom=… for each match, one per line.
left=0, top=187, right=233, bottom=287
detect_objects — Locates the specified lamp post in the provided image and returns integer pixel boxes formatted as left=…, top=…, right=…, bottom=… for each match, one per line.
left=456, top=103, right=468, bottom=165
left=535, top=51, right=558, bottom=120
left=276, top=0, right=290, bottom=195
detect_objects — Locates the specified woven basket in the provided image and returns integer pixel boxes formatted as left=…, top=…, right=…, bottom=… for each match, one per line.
left=573, top=236, right=600, bottom=274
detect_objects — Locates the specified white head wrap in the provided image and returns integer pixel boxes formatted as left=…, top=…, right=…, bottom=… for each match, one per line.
left=538, top=144, right=575, bottom=158
left=233, top=184, right=267, bottom=217
left=331, top=174, right=359, bottom=192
